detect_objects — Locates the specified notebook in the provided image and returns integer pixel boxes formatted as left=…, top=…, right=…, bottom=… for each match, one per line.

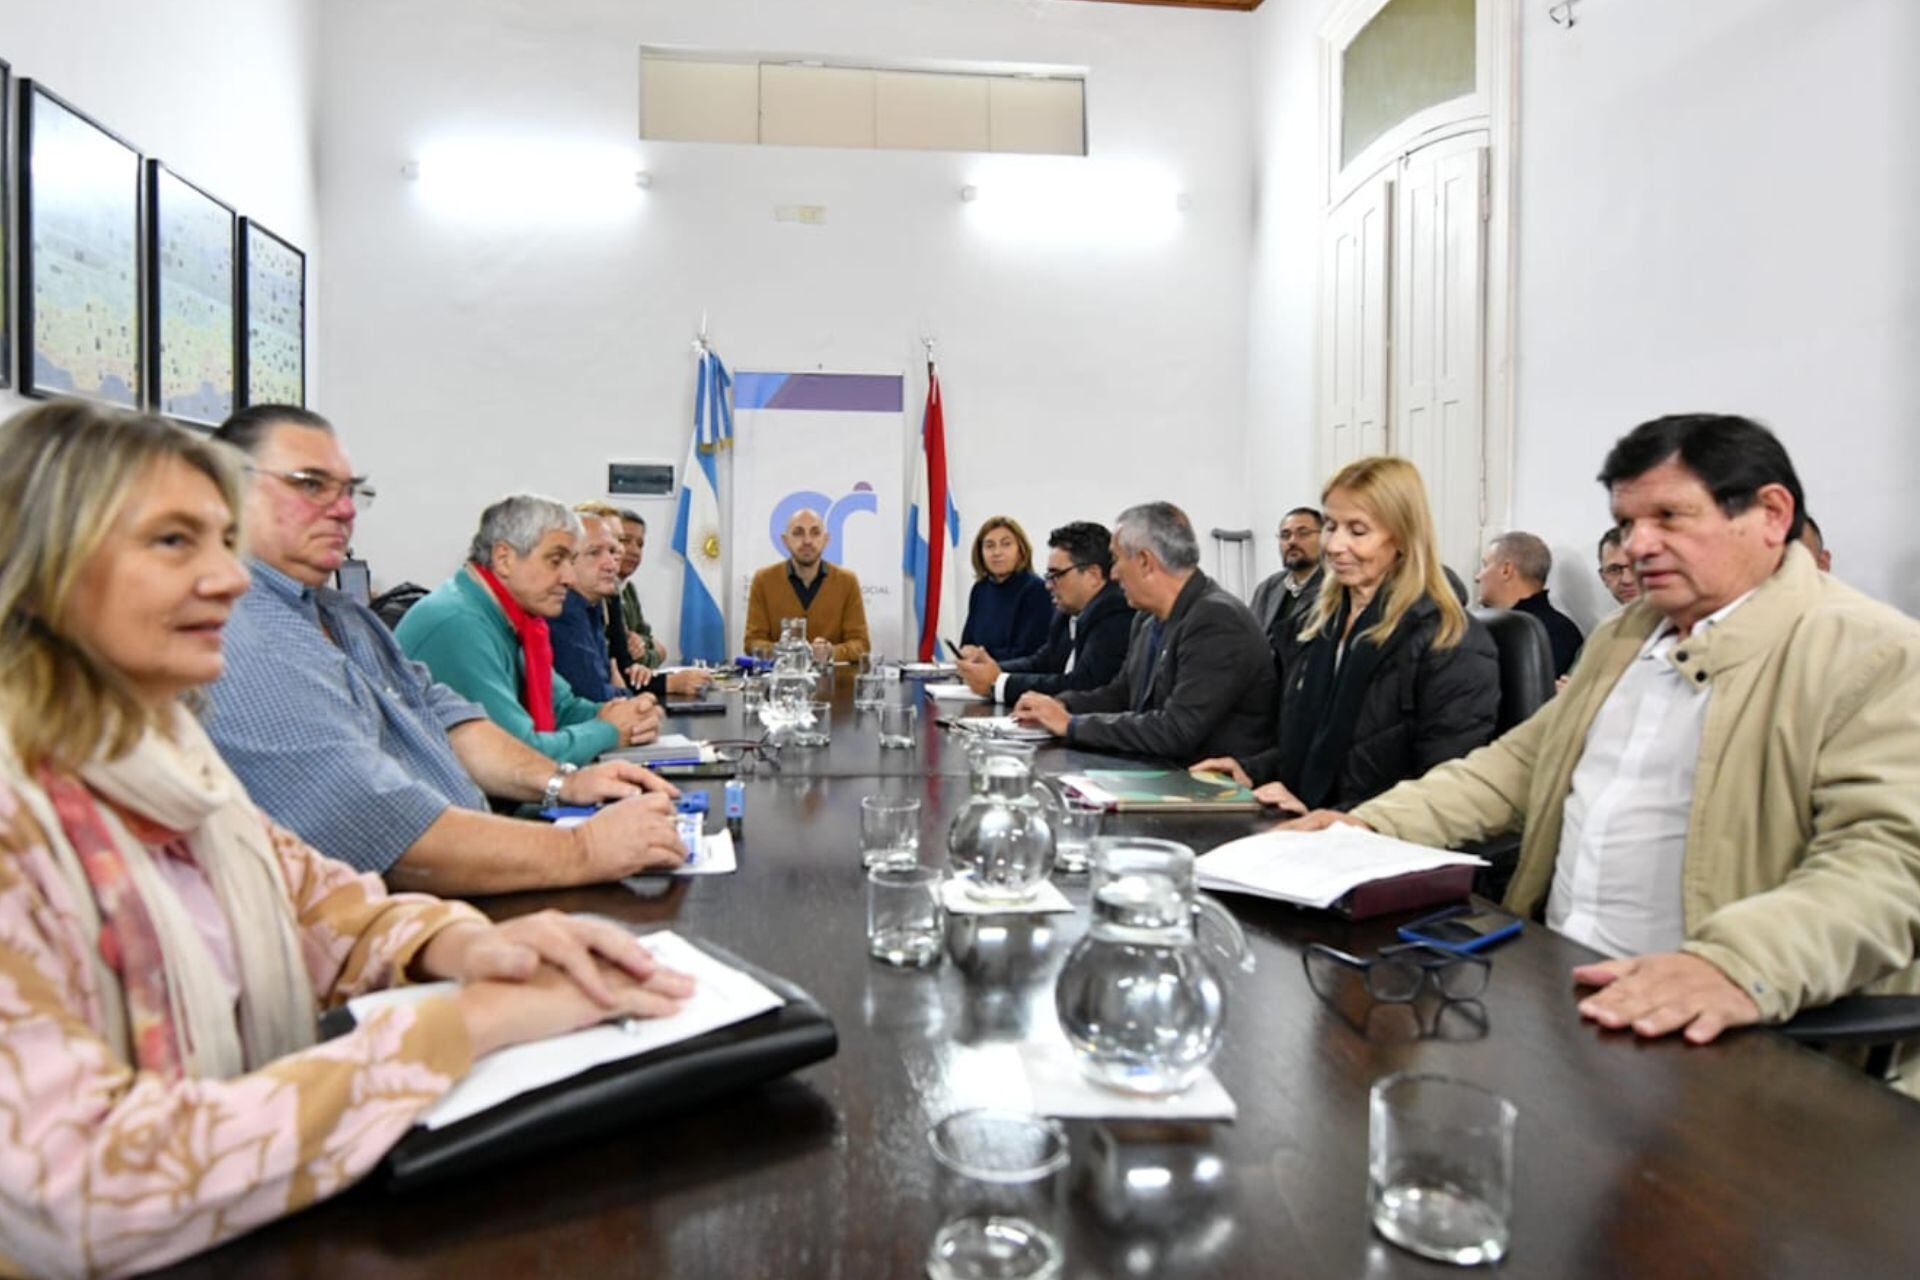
left=1061, top=769, right=1264, bottom=812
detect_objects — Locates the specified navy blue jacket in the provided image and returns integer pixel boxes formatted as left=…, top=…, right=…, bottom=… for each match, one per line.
left=961, top=571, right=1052, bottom=660
left=551, top=590, right=623, bottom=702
left=999, top=582, right=1135, bottom=700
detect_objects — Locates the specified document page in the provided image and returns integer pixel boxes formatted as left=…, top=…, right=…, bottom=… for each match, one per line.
left=349, top=930, right=784, bottom=1130
left=1195, top=827, right=1485, bottom=909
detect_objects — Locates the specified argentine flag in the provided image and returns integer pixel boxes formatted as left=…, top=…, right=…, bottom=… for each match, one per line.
left=673, top=348, right=731, bottom=663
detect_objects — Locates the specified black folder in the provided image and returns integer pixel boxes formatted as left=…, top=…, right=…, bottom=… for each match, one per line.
left=320, top=935, right=838, bottom=1192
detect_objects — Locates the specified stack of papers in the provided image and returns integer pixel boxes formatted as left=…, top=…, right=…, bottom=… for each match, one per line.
left=600, top=734, right=711, bottom=766
left=947, top=715, right=1052, bottom=742
left=924, top=682, right=989, bottom=703
left=347, top=931, right=784, bottom=1130
left=1195, top=827, right=1485, bottom=910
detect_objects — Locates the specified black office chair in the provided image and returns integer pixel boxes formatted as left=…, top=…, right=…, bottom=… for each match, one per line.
left=1458, top=608, right=1555, bottom=898
left=1779, top=996, right=1920, bottom=1080
left=1474, top=607, right=1556, bottom=734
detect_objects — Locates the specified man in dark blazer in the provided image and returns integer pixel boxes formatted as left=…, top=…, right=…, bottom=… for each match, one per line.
left=1475, top=530, right=1585, bottom=678
left=1012, top=502, right=1277, bottom=762
left=956, top=521, right=1134, bottom=702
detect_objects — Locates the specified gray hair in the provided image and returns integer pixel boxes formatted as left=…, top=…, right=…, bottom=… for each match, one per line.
left=1490, top=530, right=1552, bottom=585
left=468, top=493, right=583, bottom=563
left=1113, top=501, right=1200, bottom=572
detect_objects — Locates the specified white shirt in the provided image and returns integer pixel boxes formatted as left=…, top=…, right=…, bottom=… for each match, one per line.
left=1547, top=591, right=1755, bottom=957
left=993, top=613, right=1077, bottom=704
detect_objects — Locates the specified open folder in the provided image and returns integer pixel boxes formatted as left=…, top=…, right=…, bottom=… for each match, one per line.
left=325, top=929, right=838, bottom=1191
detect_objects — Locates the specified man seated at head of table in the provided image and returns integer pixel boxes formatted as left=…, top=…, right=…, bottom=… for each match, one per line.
left=743, top=506, right=871, bottom=665
left=956, top=520, right=1134, bottom=703
left=1288, top=414, right=1920, bottom=1087
left=396, top=494, right=666, bottom=769
left=203, top=407, right=687, bottom=893
left=1011, top=502, right=1277, bottom=761
left=0, top=401, right=694, bottom=1276
left=1192, top=456, right=1498, bottom=815
left=551, top=502, right=710, bottom=703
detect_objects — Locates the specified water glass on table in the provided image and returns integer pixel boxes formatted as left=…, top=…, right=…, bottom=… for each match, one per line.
left=1051, top=793, right=1102, bottom=875
left=926, top=1109, right=1070, bottom=1280
left=1368, top=1073, right=1516, bottom=1267
left=740, top=676, right=766, bottom=720
left=867, top=864, right=943, bottom=968
left=792, top=700, right=832, bottom=747
left=861, top=795, right=923, bottom=870
left=854, top=672, right=886, bottom=710
left=877, top=702, right=918, bottom=749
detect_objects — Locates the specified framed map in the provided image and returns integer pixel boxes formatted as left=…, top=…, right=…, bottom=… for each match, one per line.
left=1, top=59, right=12, bottom=391
left=146, top=163, right=237, bottom=426
left=19, top=81, right=144, bottom=407
left=238, top=218, right=305, bottom=407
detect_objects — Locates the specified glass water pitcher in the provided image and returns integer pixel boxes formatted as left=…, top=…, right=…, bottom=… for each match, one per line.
left=1054, top=837, right=1254, bottom=1096
left=945, top=740, right=1057, bottom=903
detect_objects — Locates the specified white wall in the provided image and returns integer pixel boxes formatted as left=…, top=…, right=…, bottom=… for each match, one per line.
left=318, top=0, right=1257, bottom=640
left=1244, top=0, right=1330, bottom=588
left=1245, top=0, right=1918, bottom=623
left=0, top=0, right=322, bottom=421
left=1511, top=0, right=1920, bottom=622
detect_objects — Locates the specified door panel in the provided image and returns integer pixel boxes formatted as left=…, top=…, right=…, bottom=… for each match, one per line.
left=1319, top=174, right=1392, bottom=477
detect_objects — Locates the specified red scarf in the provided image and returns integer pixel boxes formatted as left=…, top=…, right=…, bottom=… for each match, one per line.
left=473, top=563, right=557, bottom=731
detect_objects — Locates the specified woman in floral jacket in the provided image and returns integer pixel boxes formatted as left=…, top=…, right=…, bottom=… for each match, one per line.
left=0, top=402, right=692, bottom=1278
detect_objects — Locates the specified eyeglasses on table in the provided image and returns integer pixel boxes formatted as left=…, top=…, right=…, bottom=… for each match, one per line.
left=1303, top=941, right=1491, bottom=1004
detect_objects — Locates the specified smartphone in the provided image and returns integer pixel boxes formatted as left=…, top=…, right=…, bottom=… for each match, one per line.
left=665, top=699, right=728, bottom=716
left=1397, top=906, right=1524, bottom=954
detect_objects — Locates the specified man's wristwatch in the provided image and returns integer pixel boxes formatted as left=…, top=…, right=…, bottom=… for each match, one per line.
left=542, top=762, right=579, bottom=808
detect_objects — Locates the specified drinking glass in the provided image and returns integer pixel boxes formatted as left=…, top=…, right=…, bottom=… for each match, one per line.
left=878, top=702, right=918, bottom=749
left=740, top=676, right=766, bottom=720
left=1051, top=794, right=1102, bottom=875
left=867, top=864, right=943, bottom=967
left=854, top=672, right=886, bottom=710
left=792, top=700, right=832, bottom=747
left=926, top=1110, right=1069, bottom=1280
left=861, top=795, right=923, bottom=870
left=1368, top=1073, right=1517, bottom=1267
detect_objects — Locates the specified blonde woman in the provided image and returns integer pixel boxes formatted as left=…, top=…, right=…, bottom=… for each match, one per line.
left=958, top=516, right=1051, bottom=660
left=1194, top=456, right=1498, bottom=812
left=0, top=403, right=692, bottom=1278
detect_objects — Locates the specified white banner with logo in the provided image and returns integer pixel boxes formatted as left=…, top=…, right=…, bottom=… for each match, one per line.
left=729, top=372, right=907, bottom=658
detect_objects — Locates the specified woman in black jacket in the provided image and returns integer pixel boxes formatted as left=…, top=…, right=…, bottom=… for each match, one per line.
left=1194, top=456, right=1498, bottom=812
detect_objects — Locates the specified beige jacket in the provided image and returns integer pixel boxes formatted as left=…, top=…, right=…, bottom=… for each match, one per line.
left=1354, top=544, right=1920, bottom=1032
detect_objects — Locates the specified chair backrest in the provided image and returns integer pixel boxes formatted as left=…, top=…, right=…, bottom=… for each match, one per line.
left=1475, top=607, right=1555, bottom=733
left=371, top=582, right=430, bottom=631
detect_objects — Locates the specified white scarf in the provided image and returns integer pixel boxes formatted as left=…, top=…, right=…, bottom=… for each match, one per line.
left=4, top=706, right=317, bottom=1078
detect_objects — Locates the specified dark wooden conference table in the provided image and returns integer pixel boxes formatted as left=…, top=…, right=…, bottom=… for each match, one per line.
left=160, top=673, right=1920, bottom=1278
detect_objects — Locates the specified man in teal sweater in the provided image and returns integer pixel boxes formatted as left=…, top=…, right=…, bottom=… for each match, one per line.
left=398, top=495, right=661, bottom=766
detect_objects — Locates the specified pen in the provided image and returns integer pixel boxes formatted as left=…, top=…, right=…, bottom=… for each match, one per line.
left=942, top=638, right=964, bottom=661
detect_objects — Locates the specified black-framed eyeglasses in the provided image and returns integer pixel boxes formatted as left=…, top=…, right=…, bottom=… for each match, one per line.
left=1043, top=563, right=1091, bottom=584
left=250, top=466, right=378, bottom=509
left=1598, top=564, right=1633, bottom=581
left=1303, top=941, right=1490, bottom=1004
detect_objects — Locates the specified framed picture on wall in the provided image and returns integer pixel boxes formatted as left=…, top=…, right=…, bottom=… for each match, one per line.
left=1, top=58, right=13, bottom=391
left=18, top=80, right=145, bottom=407
left=238, top=217, right=305, bottom=407
left=146, top=162, right=237, bottom=427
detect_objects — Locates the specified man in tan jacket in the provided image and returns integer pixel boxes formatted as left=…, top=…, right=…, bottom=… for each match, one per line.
left=1292, top=414, right=1920, bottom=1083
left=743, top=507, right=871, bottom=663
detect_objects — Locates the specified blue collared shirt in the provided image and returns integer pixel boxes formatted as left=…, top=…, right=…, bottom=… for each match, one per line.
left=202, top=560, right=490, bottom=874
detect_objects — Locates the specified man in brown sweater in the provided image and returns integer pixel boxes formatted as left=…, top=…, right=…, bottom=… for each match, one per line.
left=743, top=508, right=871, bottom=663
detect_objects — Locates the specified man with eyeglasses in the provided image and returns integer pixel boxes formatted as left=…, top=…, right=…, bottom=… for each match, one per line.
left=204, top=406, right=688, bottom=895
left=1247, top=506, right=1326, bottom=680
left=1596, top=527, right=1640, bottom=607
left=956, top=521, right=1133, bottom=703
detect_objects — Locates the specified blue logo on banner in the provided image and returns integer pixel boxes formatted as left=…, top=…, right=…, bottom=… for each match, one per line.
left=769, top=484, right=877, bottom=565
